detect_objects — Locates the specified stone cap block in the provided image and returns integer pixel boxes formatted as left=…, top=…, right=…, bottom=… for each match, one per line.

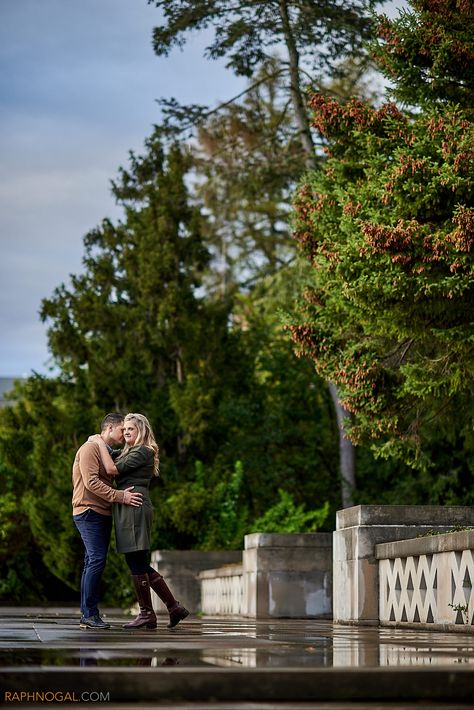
left=244, top=532, right=332, bottom=550
left=153, top=550, right=241, bottom=560
left=152, top=550, right=241, bottom=574
left=336, top=505, right=474, bottom=531
left=376, top=528, right=474, bottom=559
left=198, top=563, right=243, bottom=579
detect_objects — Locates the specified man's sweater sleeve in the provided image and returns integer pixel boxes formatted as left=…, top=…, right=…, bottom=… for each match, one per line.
left=80, top=443, right=125, bottom=503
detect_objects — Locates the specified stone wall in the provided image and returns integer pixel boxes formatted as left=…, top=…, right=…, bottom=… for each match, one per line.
left=333, top=505, right=474, bottom=625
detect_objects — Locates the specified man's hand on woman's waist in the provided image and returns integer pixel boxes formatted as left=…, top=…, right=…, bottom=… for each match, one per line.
left=122, top=486, right=143, bottom=507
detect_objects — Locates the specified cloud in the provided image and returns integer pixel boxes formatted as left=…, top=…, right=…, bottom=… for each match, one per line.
left=0, top=0, right=245, bottom=375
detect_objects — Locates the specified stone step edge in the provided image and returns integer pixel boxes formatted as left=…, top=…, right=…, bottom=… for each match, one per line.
left=1, top=667, right=473, bottom=702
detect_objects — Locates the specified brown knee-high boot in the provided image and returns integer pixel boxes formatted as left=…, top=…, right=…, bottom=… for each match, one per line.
left=148, top=570, right=189, bottom=628
left=123, top=574, right=157, bottom=629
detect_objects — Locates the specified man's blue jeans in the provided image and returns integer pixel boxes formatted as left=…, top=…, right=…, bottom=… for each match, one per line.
left=73, top=509, right=112, bottom=618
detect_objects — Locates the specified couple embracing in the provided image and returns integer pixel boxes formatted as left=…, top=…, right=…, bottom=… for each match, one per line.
left=72, top=412, right=188, bottom=630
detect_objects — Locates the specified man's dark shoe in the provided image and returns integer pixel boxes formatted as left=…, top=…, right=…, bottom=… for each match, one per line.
left=80, top=614, right=110, bottom=629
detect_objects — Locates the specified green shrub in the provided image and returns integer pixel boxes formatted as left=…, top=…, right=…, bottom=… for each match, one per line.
left=253, top=489, right=329, bottom=533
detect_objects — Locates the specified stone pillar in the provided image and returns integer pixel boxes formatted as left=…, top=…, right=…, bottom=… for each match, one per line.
left=242, top=533, right=332, bottom=618
left=333, top=505, right=474, bottom=625
left=151, top=550, right=241, bottom=614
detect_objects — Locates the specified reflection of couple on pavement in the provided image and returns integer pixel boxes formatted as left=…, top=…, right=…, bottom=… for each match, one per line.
left=79, top=648, right=179, bottom=667
left=72, top=412, right=188, bottom=630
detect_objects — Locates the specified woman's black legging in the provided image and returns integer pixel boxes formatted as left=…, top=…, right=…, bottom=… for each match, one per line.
left=124, top=550, right=156, bottom=576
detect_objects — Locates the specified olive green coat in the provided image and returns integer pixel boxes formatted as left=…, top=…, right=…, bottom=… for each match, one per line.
left=113, top=444, right=155, bottom=553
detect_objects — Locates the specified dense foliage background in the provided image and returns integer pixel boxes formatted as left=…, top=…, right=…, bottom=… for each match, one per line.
left=1, top=0, right=472, bottom=605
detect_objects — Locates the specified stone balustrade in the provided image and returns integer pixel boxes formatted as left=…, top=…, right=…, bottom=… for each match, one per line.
left=151, top=505, right=474, bottom=632
left=199, top=532, right=333, bottom=618
left=198, top=564, right=244, bottom=616
left=333, top=505, right=474, bottom=626
left=377, top=529, right=474, bottom=629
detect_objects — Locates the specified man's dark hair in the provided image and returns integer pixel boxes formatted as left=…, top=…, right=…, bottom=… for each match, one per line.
left=100, top=413, right=124, bottom=431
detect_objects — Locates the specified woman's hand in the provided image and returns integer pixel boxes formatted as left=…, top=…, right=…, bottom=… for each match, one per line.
left=88, top=434, right=102, bottom=443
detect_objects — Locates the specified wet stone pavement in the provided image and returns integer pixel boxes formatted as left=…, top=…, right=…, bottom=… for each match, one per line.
left=1, top=607, right=474, bottom=708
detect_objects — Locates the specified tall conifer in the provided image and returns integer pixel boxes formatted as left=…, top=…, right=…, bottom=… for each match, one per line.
left=290, top=1, right=474, bottom=474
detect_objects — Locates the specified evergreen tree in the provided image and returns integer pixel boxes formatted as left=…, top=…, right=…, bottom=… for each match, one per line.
left=0, top=132, right=344, bottom=600
left=0, top=375, right=97, bottom=597
left=290, top=1, right=474, bottom=481
left=148, top=0, right=377, bottom=167
left=373, top=0, right=474, bottom=108
left=193, top=58, right=304, bottom=293
left=41, top=138, right=216, bottom=460
left=173, top=59, right=381, bottom=506
left=148, top=1, right=384, bottom=505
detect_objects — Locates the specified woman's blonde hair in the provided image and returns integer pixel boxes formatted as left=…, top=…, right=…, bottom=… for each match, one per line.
left=119, top=412, right=160, bottom=476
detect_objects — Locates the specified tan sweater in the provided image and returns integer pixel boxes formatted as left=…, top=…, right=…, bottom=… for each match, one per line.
left=72, top=441, right=125, bottom=516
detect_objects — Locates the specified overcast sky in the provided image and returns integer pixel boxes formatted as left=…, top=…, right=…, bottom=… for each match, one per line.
left=0, top=0, right=245, bottom=376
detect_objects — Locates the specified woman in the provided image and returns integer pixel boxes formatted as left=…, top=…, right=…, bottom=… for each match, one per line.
left=91, top=413, right=189, bottom=630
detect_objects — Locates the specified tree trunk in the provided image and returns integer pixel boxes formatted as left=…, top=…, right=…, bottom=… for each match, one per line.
left=278, top=0, right=317, bottom=170
left=175, top=347, right=187, bottom=459
left=175, top=348, right=184, bottom=385
left=279, top=0, right=357, bottom=507
left=329, top=383, right=356, bottom=508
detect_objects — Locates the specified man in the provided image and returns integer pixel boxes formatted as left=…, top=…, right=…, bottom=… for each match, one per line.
left=72, top=412, right=143, bottom=629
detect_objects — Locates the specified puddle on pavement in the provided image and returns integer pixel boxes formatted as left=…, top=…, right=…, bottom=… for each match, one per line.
left=3, top=617, right=474, bottom=668
left=0, top=649, right=202, bottom=668
left=2, top=641, right=474, bottom=668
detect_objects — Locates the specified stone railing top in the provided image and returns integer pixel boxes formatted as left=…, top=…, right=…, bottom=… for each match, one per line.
left=336, top=505, right=474, bottom=531
left=244, top=532, right=332, bottom=550
left=376, top=528, right=474, bottom=559
left=198, top=563, right=243, bottom=579
left=153, top=550, right=241, bottom=560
